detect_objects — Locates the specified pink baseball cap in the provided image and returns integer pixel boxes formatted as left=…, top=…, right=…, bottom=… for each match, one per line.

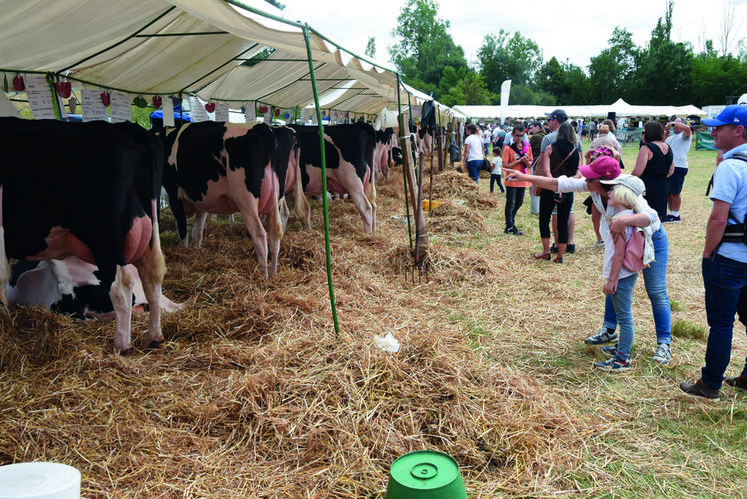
left=579, top=156, right=621, bottom=180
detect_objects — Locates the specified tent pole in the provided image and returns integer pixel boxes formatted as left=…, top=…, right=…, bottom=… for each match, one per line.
left=302, top=24, right=339, bottom=338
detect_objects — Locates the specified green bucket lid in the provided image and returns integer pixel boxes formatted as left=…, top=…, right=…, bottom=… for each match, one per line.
left=385, top=450, right=468, bottom=499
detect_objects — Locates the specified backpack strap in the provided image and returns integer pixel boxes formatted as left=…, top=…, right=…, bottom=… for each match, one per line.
left=707, top=152, right=747, bottom=196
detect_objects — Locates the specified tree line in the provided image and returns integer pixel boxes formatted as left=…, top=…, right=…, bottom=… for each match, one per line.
left=378, top=0, right=747, bottom=109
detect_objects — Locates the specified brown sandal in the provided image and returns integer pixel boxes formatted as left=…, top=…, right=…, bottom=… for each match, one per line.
left=534, top=253, right=551, bottom=260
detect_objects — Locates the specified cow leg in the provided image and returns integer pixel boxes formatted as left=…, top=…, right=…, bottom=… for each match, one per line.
left=132, top=214, right=166, bottom=349
left=364, top=176, right=377, bottom=232
left=291, top=173, right=311, bottom=230
left=192, top=211, right=208, bottom=248
left=0, top=226, right=9, bottom=307
left=265, top=197, right=284, bottom=277
left=279, top=197, right=290, bottom=231
left=109, top=265, right=135, bottom=354
left=239, top=206, right=269, bottom=278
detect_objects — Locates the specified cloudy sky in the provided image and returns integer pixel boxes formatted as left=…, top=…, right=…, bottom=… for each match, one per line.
left=268, top=0, right=745, bottom=71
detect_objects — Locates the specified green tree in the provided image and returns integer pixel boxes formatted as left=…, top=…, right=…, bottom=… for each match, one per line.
left=587, top=27, right=639, bottom=103
left=477, top=30, right=542, bottom=97
left=388, top=0, right=467, bottom=100
left=535, top=57, right=589, bottom=105
left=437, top=66, right=493, bottom=106
left=365, top=37, right=376, bottom=59
left=633, top=1, right=694, bottom=104
left=690, top=50, right=747, bottom=106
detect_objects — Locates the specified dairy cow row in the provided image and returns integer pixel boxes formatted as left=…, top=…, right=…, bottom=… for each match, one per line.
left=0, top=117, right=397, bottom=353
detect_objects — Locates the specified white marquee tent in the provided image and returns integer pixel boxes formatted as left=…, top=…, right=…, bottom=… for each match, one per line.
left=455, top=98, right=706, bottom=122
left=0, top=0, right=461, bottom=123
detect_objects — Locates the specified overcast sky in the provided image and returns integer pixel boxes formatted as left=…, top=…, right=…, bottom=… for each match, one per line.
left=269, top=0, right=746, bottom=71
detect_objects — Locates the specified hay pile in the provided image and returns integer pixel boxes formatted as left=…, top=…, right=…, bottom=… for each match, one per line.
left=0, top=167, right=611, bottom=497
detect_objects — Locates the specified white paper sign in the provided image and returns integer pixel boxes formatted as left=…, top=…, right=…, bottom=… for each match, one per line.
left=109, top=91, right=131, bottom=122
left=57, top=94, right=68, bottom=120
left=26, top=74, right=56, bottom=119
left=215, top=103, right=229, bottom=122
left=188, top=96, right=209, bottom=122
left=410, top=105, right=422, bottom=119
left=81, top=89, right=109, bottom=122
left=301, top=107, right=311, bottom=124
left=244, top=103, right=256, bottom=122
left=162, top=98, right=175, bottom=127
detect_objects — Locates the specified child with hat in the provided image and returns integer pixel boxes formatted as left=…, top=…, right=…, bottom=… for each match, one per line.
left=595, top=174, right=654, bottom=372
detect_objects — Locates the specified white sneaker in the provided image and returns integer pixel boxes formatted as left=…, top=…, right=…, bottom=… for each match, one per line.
left=591, top=240, right=605, bottom=249
left=653, top=343, right=671, bottom=365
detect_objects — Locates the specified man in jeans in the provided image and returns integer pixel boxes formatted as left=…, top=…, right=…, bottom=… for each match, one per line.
left=680, top=105, right=747, bottom=400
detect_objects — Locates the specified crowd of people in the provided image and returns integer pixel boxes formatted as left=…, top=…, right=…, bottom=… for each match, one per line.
left=462, top=104, right=747, bottom=399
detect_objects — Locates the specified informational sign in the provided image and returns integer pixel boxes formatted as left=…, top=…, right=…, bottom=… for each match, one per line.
left=300, top=107, right=312, bottom=124
left=215, top=102, right=229, bottom=122
left=188, top=96, right=209, bottom=122
left=162, top=97, right=175, bottom=127
left=109, top=91, right=131, bottom=122
left=81, top=88, right=109, bottom=122
left=245, top=103, right=256, bottom=122
left=25, top=73, right=56, bottom=119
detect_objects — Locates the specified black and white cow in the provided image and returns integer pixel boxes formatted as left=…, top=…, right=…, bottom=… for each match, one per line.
left=289, top=122, right=378, bottom=232
left=162, top=122, right=305, bottom=278
left=0, top=117, right=166, bottom=354
left=374, top=127, right=397, bottom=182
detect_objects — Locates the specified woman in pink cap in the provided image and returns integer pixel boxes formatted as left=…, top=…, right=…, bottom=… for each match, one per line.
left=504, top=152, right=673, bottom=366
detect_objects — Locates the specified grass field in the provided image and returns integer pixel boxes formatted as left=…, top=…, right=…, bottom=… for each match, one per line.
left=2, top=138, right=747, bottom=497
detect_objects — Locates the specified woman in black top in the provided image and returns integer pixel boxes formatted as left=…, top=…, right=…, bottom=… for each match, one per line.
left=535, top=122, right=580, bottom=263
left=632, top=121, right=673, bottom=220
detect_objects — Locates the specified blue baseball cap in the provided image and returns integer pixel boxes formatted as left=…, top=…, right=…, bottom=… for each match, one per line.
left=702, top=105, right=747, bottom=127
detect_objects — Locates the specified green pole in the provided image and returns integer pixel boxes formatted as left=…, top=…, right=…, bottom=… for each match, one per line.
left=302, top=25, right=339, bottom=337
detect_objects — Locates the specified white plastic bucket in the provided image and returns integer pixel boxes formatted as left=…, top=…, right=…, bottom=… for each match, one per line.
left=0, top=462, right=80, bottom=499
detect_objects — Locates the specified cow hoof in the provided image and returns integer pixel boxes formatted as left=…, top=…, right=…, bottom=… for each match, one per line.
left=116, top=346, right=133, bottom=356
left=147, top=339, right=164, bottom=349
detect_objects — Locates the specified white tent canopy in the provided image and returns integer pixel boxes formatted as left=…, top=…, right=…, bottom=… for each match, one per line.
left=455, top=98, right=706, bottom=122
left=0, top=0, right=462, bottom=121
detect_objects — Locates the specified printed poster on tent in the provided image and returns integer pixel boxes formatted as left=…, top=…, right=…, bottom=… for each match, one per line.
left=188, top=96, right=210, bottom=122
left=25, top=73, right=56, bottom=120
left=110, top=92, right=132, bottom=122
left=81, top=89, right=109, bottom=122
left=215, top=103, right=229, bottom=122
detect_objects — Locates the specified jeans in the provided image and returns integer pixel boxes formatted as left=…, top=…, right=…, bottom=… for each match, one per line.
left=701, top=254, right=747, bottom=389
left=610, top=273, right=639, bottom=359
left=504, top=186, right=525, bottom=229
left=604, top=226, right=671, bottom=344
left=490, top=174, right=504, bottom=193
left=538, top=190, right=573, bottom=243
left=467, top=159, right=481, bottom=183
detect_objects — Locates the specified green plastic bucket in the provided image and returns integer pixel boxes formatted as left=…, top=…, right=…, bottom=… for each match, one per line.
left=385, top=450, right=468, bottom=499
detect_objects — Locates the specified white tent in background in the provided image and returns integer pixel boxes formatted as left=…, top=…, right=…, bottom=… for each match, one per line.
left=455, top=99, right=706, bottom=122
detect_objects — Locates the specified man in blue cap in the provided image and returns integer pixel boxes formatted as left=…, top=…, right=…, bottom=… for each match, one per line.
left=680, top=105, right=747, bottom=400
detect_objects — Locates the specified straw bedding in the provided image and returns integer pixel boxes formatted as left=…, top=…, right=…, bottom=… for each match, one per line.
left=1, top=166, right=617, bottom=497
